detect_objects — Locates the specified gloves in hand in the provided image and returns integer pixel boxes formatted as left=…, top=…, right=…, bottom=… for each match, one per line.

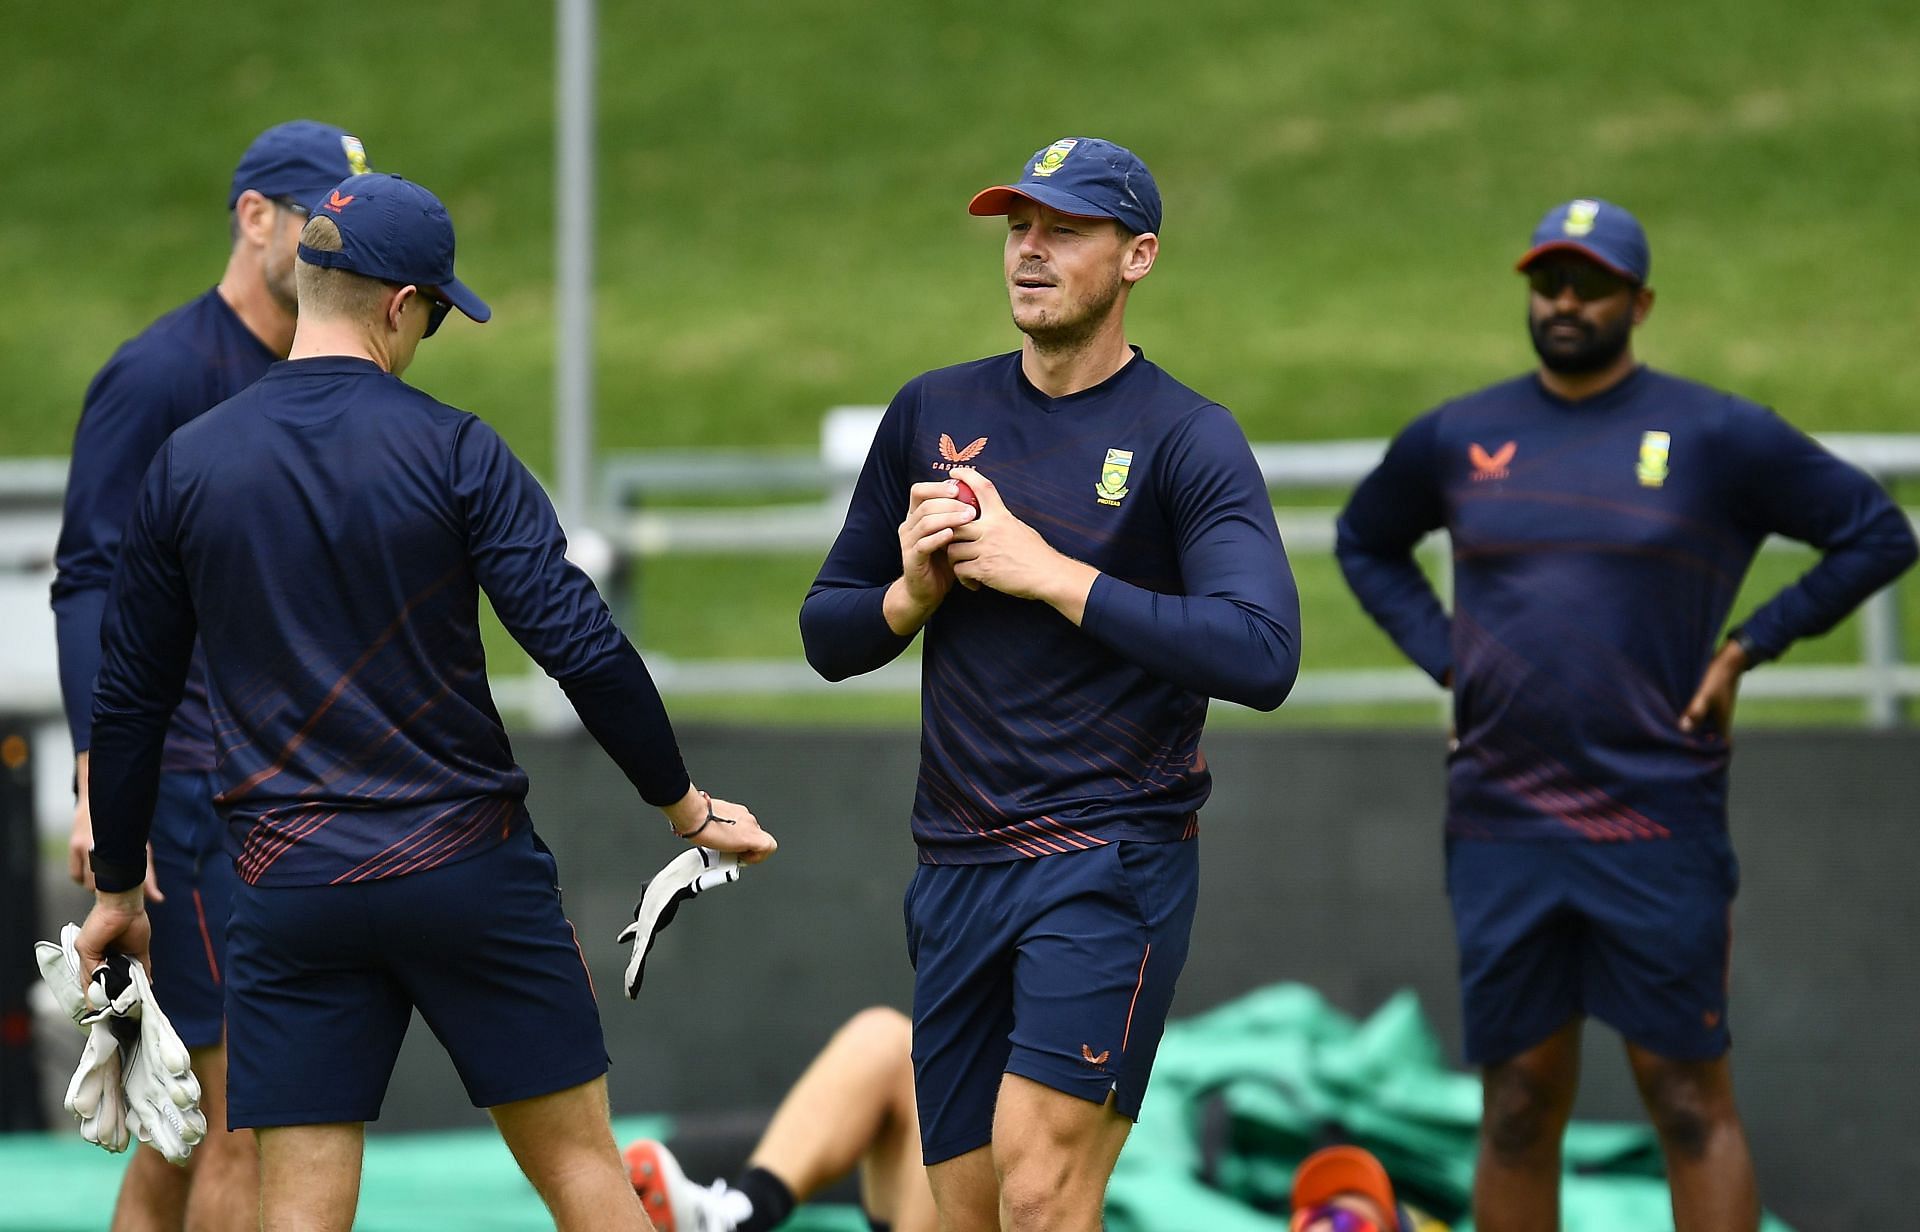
left=617, top=847, right=742, bottom=999
left=35, top=925, right=130, bottom=1153
left=117, top=962, right=205, bottom=1165
left=34, top=924, right=205, bottom=1162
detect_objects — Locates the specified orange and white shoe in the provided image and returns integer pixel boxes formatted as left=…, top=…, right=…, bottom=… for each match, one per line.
left=624, top=1138, right=731, bottom=1232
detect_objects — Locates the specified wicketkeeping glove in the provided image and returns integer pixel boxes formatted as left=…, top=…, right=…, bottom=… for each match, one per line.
left=117, top=961, right=205, bottom=1165
left=34, top=925, right=130, bottom=1153
left=617, top=847, right=743, bottom=999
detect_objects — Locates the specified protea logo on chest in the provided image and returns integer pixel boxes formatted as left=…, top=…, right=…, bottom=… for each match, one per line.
left=934, top=434, right=987, bottom=471
left=1095, top=448, right=1133, bottom=506
left=1636, top=431, right=1671, bottom=488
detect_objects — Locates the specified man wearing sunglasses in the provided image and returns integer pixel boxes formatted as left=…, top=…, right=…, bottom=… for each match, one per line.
left=74, top=171, right=775, bottom=1229
left=1336, top=200, right=1916, bottom=1231
left=51, top=117, right=369, bottom=1231
left=1289, top=1145, right=1417, bottom=1232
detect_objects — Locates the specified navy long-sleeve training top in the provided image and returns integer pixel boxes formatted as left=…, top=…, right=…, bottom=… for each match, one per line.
left=53, top=289, right=276, bottom=768
left=802, top=349, right=1301, bottom=864
left=88, top=356, right=690, bottom=892
left=1336, top=366, right=1917, bottom=841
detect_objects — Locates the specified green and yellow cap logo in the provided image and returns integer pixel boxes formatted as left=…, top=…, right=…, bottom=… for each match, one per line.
left=341, top=135, right=370, bottom=177
left=1562, top=199, right=1601, bottom=237
left=1032, top=138, right=1079, bottom=179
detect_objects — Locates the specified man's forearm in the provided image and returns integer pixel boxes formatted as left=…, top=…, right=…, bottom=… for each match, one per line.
left=84, top=716, right=168, bottom=893
left=882, top=576, right=940, bottom=636
left=1079, top=575, right=1300, bottom=711
left=1034, top=558, right=1100, bottom=626
left=801, top=584, right=917, bottom=681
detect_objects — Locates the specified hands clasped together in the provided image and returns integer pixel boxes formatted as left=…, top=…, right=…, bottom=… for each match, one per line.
left=893, top=467, right=1096, bottom=629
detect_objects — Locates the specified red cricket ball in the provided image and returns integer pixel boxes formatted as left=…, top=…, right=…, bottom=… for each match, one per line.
left=953, top=479, right=980, bottom=512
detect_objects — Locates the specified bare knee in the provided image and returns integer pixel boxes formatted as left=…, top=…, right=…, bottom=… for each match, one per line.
left=994, top=1128, right=1111, bottom=1232
left=1635, top=1061, right=1730, bottom=1161
left=195, top=1125, right=259, bottom=1177
left=835, top=1006, right=912, bottom=1063
left=996, top=1154, right=1077, bottom=1232
left=1482, top=1064, right=1574, bottom=1161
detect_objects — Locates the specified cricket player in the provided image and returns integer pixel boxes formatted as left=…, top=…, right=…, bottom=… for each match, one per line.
left=52, top=117, right=369, bottom=1230
left=1336, top=199, right=1918, bottom=1232
left=801, top=137, right=1301, bottom=1232
left=75, top=172, right=775, bottom=1231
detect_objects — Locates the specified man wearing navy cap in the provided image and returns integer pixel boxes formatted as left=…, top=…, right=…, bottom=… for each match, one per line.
left=1337, top=200, right=1916, bottom=1230
left=74, top=172, right=776, bottom=1230
left=803, top=138, right=1300, bottom=1230
left=52, top=116, right=369, bottom=1231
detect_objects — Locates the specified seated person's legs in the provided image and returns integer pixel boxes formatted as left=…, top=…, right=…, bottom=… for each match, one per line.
left=629, top=1006, right=934, bottom=1232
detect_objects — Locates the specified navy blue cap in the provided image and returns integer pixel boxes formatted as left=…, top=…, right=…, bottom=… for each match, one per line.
left=295, top=173, right=490, bottom=326
left=968, top=137, right=1162, bottom=235
left=229, top=120, right=370, bottom=217
left=1516, top=198, right=1650, bottom=284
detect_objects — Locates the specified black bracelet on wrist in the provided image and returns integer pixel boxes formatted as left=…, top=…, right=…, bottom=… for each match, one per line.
left=669, top=795, right=736, bottom=841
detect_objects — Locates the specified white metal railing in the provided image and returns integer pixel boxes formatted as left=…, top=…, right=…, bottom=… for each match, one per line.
left=594, top=413, right=1918, bottom=727
left=3, top=425, right=1915, bottom=726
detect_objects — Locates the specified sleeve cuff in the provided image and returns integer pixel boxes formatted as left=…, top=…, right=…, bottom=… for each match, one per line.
left=1727, top=624, right=1778, bottom=667
left=89, top=852, right=145, bottom=895
left=1079, top=571, right=1117, bottom=634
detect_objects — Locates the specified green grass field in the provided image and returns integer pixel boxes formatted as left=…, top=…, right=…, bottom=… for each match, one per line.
left=4, top=1, right=1917, bottom=723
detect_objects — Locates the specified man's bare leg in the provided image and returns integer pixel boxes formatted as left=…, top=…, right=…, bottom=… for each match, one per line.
left=748, top=1007, right=932, bottom=1224
left=182, top=1040, right=259, bottom=1231
left=257, top=1122, right=363, bottom=1232
left=631, top=1007, right=935, bottom=1231
left=992, top=1073, right=1132, bottom=1232
left=108, top=1144, right=189, bottom=1232
left=924, top=1145, right=998, bottom=1232
left=493, top=1076, right=653, bottom=1232
left=1625, top=1044, right=1759, bottom=1232
left=109, top=1039, right=256, bottom=1232
left=1472, top=1018, right=1583, bottom=1232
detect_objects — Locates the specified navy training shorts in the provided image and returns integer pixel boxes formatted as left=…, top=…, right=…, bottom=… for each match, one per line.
left=225, top=823, right=606, bottom=1129
left=905, top=839, right=1199, bottom=1164
left=1447, top=832, right=1739, bottom=1065
left=145, top=771, right=235, bottom=1051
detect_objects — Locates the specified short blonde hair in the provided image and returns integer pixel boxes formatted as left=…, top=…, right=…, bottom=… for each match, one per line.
left=295, top=215, right=392, bottom=320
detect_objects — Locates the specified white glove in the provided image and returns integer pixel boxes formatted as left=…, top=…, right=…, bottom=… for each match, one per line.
left=66, top=1018, right=132, bottom=1153
left=33, top=923, right=93, bottom=1027
left=117, top=962, right=205, bottom=1165
left=617, top=847, right=742, bottom=999
left=35, top=926, right=131, bottom=1153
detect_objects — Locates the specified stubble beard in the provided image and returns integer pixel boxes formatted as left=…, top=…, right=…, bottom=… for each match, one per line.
left=1013, top=268, right=1125, bottom=356
left=264, top=250, right=300, bottom=318
left=1529, top=308, right=1633, bottom=374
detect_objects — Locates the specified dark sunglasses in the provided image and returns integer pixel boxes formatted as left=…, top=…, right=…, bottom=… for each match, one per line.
left=271, top=196, right=312, bottom=219
left=1526, top=263, right=1634, bottom=301
left=421, top=293, right=454, bottom=338
left=1290, top=1207, right=1383, bottom=1232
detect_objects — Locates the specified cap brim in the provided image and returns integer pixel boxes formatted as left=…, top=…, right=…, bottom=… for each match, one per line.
left=436, top=276, right=491, bottom=324
left=229, top=184, right=341, bottom=216
left=1515, top=240, right=1641, bottom=282
left=1292, top=1147, right=1397, bottom=1220
left=967, top=183, right=1121, bottom=225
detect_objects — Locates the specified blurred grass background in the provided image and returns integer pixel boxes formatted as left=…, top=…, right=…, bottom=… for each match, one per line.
left=4, top=0, right=1916, bottom=724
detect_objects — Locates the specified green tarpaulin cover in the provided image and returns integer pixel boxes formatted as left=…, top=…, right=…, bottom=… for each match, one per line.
left=1108, top=983, right=1794, bottom=1232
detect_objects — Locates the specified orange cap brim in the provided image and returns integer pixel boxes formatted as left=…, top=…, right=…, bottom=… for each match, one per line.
left=1291, top=1146, right=1396, bottom=1219
left=966, top=184, right=1116, bottom=221
left=1514, top=240, right=1640, bottom=282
